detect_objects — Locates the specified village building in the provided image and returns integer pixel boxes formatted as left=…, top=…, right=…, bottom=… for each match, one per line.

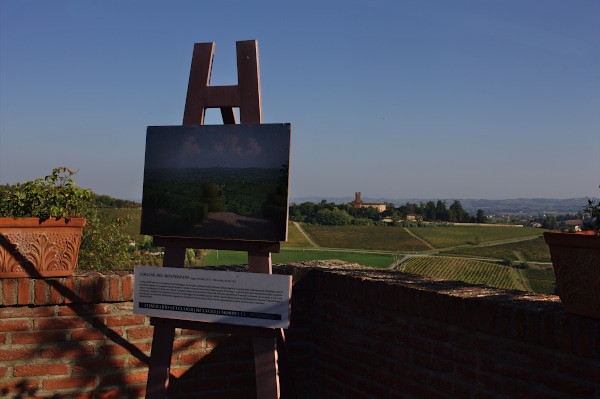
left=348, top=192, right=387, bottom=213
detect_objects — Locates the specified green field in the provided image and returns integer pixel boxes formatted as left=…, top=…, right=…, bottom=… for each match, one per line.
left=96, top=209, right=556, bottom=294
left=408, top=225, right=543, bottom=248
left=299, top=225, right=430, bottom=252
left=203, top=249, right=394, bottom=268
left=445, top=236, right=551, bottom=262
left=399, top=256, right=530, bottom=291
left=525, top=268, right=557, bottom=294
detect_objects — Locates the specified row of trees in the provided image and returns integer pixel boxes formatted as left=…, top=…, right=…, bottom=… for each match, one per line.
left=289, top=199, right=487, bottom=226
left=93, top=194, right=140, bottom=208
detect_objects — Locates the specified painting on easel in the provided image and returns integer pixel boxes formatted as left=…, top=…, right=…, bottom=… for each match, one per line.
left=141, top=123, right=291, bottom=241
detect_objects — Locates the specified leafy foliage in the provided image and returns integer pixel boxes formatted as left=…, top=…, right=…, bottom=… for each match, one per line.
left=78, top=206, right=132, bottom=270
left=0, top=167, right=91, bottom=220
left=0, top=167, right=135, bottom=270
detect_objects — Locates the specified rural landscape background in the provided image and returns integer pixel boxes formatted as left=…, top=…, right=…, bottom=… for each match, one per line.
left=98, top=194, right=594, bottom=297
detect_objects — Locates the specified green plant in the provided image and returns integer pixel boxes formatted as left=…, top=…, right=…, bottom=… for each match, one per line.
left=0, top=167, right=134, bottom=270
left=78, top=206, right=133, bottom=270
left=0, top=167, right=91, bottom=220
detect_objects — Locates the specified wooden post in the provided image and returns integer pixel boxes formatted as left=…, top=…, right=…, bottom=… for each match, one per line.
left=144, top=40, right=282, bottom=399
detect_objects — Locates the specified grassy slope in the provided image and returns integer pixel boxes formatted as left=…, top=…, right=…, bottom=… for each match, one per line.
left=98, top=209, right=555, bottom=293
left=400, top=256, right=529, bottom=291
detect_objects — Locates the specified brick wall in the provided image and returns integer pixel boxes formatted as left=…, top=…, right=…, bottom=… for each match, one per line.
left=1, top=263, right=599, bottom=399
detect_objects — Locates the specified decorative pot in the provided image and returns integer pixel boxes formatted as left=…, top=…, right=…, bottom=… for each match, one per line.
left=0, top=217, right=86, bottom=278
left=543, top=231, right=600, bottom=319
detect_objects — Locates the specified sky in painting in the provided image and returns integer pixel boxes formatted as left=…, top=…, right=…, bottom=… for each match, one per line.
left=144, top=124, right=290, bottom=169
left=0, top=0, right=599, bottom=201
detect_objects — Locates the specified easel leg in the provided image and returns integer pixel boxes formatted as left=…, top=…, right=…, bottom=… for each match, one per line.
left=145, top=246, right=185, bottom=399
left=248, top=251, right=280, bottom=398
left=254, top=335, right=280, bottom=399
left=145, top=324, right=176, bottom=399
left=277, top=328, right=298, bottom=399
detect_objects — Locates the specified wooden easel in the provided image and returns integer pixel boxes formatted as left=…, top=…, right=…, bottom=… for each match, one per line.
left=144, top=40, right=293, bottom=399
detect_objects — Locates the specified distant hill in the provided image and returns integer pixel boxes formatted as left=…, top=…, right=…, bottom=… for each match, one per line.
left=289, top=196, right=588, bottom=216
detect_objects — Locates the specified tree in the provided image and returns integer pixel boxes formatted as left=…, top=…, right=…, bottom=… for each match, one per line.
left=316, top=208, right=353, bottom=225
left=436, top=200, right=449, bottom=221
left=542, top=215, right=559, bottom=230
left=449, top=200, right=469, bottom=222
left=476, top=209, right=486, bottom=224
left=424, top=201, right=436, bottom=221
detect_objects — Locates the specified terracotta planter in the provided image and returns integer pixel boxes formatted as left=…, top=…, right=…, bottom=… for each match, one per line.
left=0, top=217, right=86, bottom=278
left=543, top=231, right=600, bottom=319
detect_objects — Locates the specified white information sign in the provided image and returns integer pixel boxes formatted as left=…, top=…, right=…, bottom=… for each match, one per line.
left=133, top=266, right=292, bottom=329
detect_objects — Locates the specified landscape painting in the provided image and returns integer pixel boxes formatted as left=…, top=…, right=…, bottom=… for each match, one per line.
left=141, top=124, right=291, bottom=241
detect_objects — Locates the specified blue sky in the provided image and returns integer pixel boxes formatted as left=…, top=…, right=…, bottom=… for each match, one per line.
left=1, top=0, right=598, bottom=201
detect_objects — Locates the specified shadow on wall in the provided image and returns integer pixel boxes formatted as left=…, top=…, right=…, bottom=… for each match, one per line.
left=1, top=259, right=295, bottom=398
left=167, top=335, right=257, bottom=398
left=0, top=258, right=149, bottom=398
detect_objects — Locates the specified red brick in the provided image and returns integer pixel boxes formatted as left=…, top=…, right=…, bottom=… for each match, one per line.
left=103, top=314, right=146, bottom=327
left=0, top=318, right=30, bottom=332
left=34, top=279, right=48, bottom=304
left=71, top=328, right=107, bottom=341
left=93, top=274, right=109, bottom=302
left=128, top=355, right=150, bottom=369
left=0, top=380, right=38, bottom=396
left=173, top=337, right=205, bottom=351
left=102, top=370, right=147, bottom=385
left=12, top=330, right=68, bottom=344
left=41, top=343, right=96, bottom=358
left=60, top=303, right=112, bottom=316
left=0, top=348, right=36, bottom=361
left=116, top=302, right=133, bottom=312
left=71, top=388, right=125, bottom=399
left=127, top=326, right=154, bottom=340
left=180, top=351, right=208, bottom=365
left=108, top=275, right=120, bottom=301
left=99, top=343, right=134, bottom=356
left=122, top=274, right=133, bottom=300
left=0, top=306, right=55, bottom=319
left=14, top=363, right=68, bottom=377
left=17, top=278, right=31, bottom=305
left=35, top=317, right=87, bottom=330
left=64, top=277, right=78, bottom=304
left=79, top=277, right=93, bottom=302
left=2, top=279, right=17, bottom=306
left=42, top=376, right=97, bottom=390
left=49, top=284, right=64, bottom=304
left=72, top=359, right=126, bottom=374
left=169, top=366, right=188, bottom=378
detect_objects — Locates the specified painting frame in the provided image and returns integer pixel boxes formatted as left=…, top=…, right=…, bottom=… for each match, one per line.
left=141, top=124, right=291, bottom=242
